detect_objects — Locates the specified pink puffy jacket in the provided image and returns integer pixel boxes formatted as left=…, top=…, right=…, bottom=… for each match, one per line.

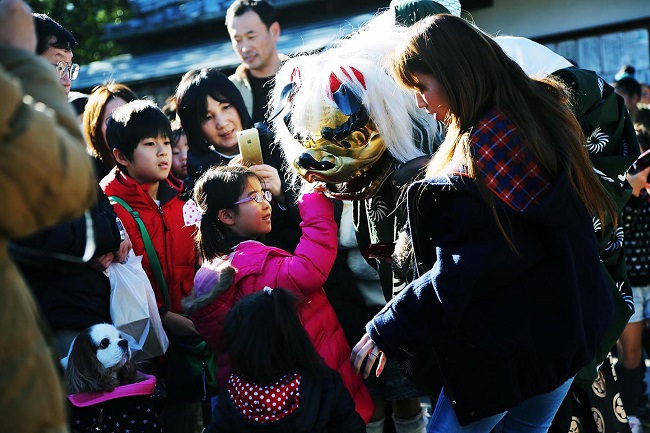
left=183, top=192, right=374, bottom=422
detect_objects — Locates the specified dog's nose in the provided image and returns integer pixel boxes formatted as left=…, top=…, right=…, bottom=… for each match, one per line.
left=118, top=339, right=128, bottom=348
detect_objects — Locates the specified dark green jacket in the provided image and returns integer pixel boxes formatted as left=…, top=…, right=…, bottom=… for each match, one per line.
left=553, top=67, right=639, bottom=388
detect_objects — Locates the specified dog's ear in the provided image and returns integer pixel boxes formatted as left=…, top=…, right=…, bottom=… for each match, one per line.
left=65, top=329, right=105, bottom=394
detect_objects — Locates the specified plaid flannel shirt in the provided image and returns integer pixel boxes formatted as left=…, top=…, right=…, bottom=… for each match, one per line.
left=471, top=109, right=551, bottom=212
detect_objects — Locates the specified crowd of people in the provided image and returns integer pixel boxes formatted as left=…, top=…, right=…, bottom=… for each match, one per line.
left=2, top=0, right=650, bottom=432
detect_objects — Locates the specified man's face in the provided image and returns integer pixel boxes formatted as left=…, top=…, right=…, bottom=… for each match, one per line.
left=40, top=39, right=74, bottom=95
left=228, top=10, right=279, bottom=77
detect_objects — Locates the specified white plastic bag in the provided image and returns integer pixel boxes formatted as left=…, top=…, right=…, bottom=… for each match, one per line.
left=109, top=251, right=169, bottom=360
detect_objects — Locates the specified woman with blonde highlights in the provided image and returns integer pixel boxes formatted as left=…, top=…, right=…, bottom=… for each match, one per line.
left=352, top=15, right=616, bottom=433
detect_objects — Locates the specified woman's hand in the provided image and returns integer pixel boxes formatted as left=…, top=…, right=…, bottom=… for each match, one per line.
left=626, top=165, right=650, bottom=197
left=228, top=154, right=244, bottom=166
left=351, top=332, right=386, bottom=379
left=113, top=231, right=132, bottom=264
left=89, top=252, right=114, bottom=271
left=90, top=231, right=133, bottom=271
left=228, top=156, right=285, bottom=205
left=247, top=164, right=285, bottom=205
left=162, top=311, right=199, bottom=337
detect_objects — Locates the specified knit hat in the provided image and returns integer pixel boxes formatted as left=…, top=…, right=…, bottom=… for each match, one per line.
left=391, top=0, right=461, bottom=26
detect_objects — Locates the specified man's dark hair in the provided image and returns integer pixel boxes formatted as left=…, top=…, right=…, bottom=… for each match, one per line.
left=614, top=76, right=642, bottom=99
left=106, top=100, right=173, bottom=166
left=225, top=0, right=277, bottom=29
left=33, top=13, right=77, bottom=55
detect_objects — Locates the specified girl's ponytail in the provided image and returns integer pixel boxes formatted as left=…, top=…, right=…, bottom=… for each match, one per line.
left=224, top=288, right=325, bottom=384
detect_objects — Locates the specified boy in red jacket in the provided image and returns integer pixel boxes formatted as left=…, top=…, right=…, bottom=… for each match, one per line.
left=100, top=99, right=202, bottom=433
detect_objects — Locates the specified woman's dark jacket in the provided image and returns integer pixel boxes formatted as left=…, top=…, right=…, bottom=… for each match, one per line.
left=208, top=366, right=366, bottom=433
left=11, top=183, right=122, bottom=331
left=368, top=166, right=614, bottom=423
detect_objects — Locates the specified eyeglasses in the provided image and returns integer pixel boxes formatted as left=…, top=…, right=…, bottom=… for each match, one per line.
left=53, top=61, right=80, bottom=81
left=233, top=190, right=272, bottom=205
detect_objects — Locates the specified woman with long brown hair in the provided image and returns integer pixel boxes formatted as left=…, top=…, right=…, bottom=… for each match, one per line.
left=82, top=82, right=137, bottom=179
left=352, top=15, right=616, bottom=433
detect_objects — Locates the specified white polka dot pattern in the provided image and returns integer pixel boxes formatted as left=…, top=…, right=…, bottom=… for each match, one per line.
left=182, top=199, right=203, bottom=226
left=228, top=372, right=301, bottom=424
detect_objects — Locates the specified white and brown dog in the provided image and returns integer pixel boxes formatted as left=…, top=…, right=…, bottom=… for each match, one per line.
left=64, top=323, right=140, bottom=394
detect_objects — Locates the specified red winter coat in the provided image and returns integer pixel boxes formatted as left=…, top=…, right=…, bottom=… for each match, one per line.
left=183, top=192, right=374, bottom=422
left=101, top=167, right=196, bottom=313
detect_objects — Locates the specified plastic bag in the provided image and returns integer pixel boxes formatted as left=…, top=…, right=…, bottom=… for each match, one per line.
left=109, top=251, right=169, bottom=360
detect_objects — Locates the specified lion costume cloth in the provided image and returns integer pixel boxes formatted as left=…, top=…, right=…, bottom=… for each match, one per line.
left=272, top=11, right=638, bottom=433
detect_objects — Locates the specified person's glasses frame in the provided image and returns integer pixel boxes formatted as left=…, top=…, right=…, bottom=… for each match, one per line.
left=53, top=61, right=80, bottom=81
left=233, top=190, right=273, bottom=206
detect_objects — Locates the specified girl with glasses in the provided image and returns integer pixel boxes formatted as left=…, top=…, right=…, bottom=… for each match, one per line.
left=175, top=67, right=302, bottom=253
left=182, top=165, right=374, bottom=424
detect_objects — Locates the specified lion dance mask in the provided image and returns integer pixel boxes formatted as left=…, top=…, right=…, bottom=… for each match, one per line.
left=271, top=14, right=441, bottom=200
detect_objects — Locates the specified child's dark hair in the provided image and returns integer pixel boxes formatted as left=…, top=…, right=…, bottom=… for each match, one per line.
left=170, top=119, right=185, bottom=148
left=193, top=165, right=264, bottom=259
left=106, top=100, right=173, bottom=166
left=223, top=288, right=324, bottom=384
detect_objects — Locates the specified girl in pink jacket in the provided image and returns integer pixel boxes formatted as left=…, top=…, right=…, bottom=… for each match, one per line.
left=182, top=165, right=373, bottom=423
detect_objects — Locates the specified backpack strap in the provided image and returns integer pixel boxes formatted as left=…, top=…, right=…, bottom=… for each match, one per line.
left=108, top=196, right=171, bottom=307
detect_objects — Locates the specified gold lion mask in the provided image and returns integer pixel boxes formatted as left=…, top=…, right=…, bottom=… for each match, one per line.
left=279, top=68, right=394, bottom=200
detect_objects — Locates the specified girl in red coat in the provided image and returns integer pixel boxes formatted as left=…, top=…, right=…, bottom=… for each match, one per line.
left=182, top=165, right=374, bottom=423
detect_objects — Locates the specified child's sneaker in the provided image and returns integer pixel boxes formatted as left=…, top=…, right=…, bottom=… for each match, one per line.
left=629, top=415, right=643, bottom=433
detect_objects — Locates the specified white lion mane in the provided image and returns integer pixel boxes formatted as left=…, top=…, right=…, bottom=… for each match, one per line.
left=270, top=11, right=440, bottom=185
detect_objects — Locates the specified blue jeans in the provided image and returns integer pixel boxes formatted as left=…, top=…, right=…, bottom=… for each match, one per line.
left=427, top=377, right=574, bottom=433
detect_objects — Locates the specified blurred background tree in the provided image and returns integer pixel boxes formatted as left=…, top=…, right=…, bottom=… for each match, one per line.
left=26, top=0, right=131, bottom=64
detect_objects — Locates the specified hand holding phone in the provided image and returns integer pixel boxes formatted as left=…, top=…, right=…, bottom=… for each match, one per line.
left=237, top=128, right=264, bottom=166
